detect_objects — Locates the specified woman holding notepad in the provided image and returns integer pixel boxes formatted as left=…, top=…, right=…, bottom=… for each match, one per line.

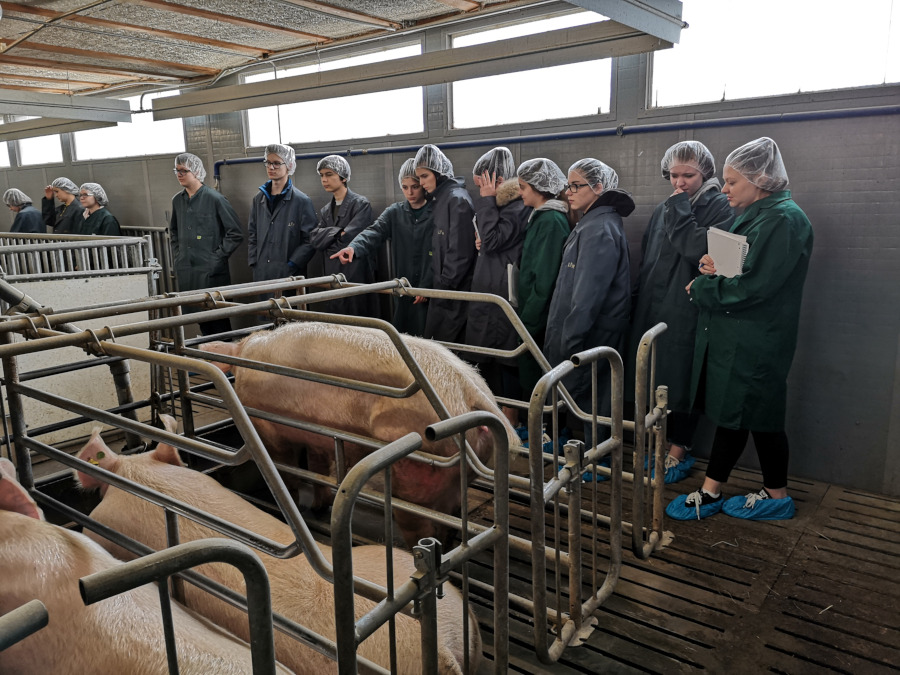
left=629, top=141, right=734, bottom=484
left=667, top=137, right=814, bottom=522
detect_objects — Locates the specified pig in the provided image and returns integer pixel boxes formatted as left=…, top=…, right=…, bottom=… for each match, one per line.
left=199, top=320, right=517, bottom=547
left=0, top=458, right=292, bottom=675
left=76, top=422, right=482, bottom=675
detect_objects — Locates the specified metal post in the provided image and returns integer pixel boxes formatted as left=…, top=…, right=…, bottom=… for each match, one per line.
left=413, top=538, right=440, bottom=675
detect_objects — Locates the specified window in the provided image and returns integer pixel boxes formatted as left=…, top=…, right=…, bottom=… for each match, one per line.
left=245, top=45, right=424, bottom=146
left=451, top=12, right=612, bottom=129
left=5, top=116, right=64, bottom=166
left=18, top=131, right=63, bottom=166
left=73, top=90, right=185, bottom=161
left=651, top=0, right=900, bottom=107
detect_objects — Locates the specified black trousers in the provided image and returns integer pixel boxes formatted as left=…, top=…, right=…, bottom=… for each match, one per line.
left=695, top=353, right=789, bottom=488
left=706, top=427, right=790, bottom=488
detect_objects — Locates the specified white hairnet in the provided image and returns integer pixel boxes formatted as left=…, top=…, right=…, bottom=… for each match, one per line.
left=473, top=147, right=515, bottom=180
left=414, top=144, right=454, bottom=178
left=80, top=182, right=109, bottom=207
left=661, top=141, right=716, bottom=181
left=569, top=158, right=618, bottom=191
left=175, top=153, right=206, bottom=183
left=725, top=137, right=789, bottom=192
left=51, top=177, right=79, bottom=195
left=265, top=143, right=296, bottom=176
left=317, top=155, right=351, bottom=181
left=397, top=158, right=418, bottom=186
left=517, top=158, right=566, bottom=195
left=3, top=188, right=32, bottom=207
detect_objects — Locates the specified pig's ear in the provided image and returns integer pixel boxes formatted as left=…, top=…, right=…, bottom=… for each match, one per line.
left=150, top=414, right=185, bottom=467
left=75, top=427, right=120, bottom=490
left=0, top=458, right=44, bottom=521
left=197, top=341, right=237, bottom=373
left=151, top=417, right=185, bottom=468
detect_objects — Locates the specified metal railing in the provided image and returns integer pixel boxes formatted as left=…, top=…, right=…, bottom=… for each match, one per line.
left=0, top=233, right=160, bottom=289
left=0, top=275, right=673, bottom=669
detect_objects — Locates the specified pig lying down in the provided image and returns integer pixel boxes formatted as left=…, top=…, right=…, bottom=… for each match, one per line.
left=200, top=321, right=517, bottom=548
left=77, top=421, right=481, bottom=675
left=0, top=458, right=290, bottom=675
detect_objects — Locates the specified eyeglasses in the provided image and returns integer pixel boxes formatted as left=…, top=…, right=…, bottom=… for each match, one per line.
left=263, top=160, right=286, bottom=169
left=78, top=193, right=92, bottom=198
left=564, top=182, right=590, bottom=193
left=173, top=168, right=191, bottom=176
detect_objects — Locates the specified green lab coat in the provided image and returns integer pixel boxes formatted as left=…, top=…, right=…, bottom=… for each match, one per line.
left=689, top=191, right=813, bottom=431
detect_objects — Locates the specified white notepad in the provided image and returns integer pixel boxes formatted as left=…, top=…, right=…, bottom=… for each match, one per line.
left=707, top=228, right=749, bottom=278
left=507, top=263, right=519, bottom=308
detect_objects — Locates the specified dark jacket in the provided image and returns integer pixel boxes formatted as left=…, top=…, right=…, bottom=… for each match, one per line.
left=690, top=191, right=813, bottom=431
left=424, top=176, right=477, bottom=343
left=544, top=189, right=634, bottom=411
left=310, top=189, right=375, bottom=317
left=517, top=200, right=570, bottom=395
left=248, top=180, right=317, bottom=281
left=628, top=186, right=734, bottom=410
left=11, top=205, right=46, bottom=234
left=75, top=208, right=121, bottom=236
left=170, top=184, right=244, bottom=292
left=465, top=179, right=530, bottom=357
left=41, top=198, right=83, bottom=234
left=349, top=199, right=434, bottom=336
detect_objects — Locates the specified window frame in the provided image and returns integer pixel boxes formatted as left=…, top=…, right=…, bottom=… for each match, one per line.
left=71, top=91, right=186, bottom=164
left=444, top=7, right=618, bottom=135
left=639, top=51, right=900, bottom=123
left=240, top=40, right=428, bottom=150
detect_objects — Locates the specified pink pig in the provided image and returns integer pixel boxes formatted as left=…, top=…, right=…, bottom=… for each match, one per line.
left=76, top=420, right=482, bottom=675
left=0, top=458, right=292, bottom=675
left=199, top=321, right=516, bottom=547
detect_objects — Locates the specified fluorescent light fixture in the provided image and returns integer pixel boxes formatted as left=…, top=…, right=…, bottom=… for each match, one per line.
left=1, top=117, right=118, bottom=141
left=153, top=19, right=677, bottom=120
left=0, top=90, right=132, bottom=123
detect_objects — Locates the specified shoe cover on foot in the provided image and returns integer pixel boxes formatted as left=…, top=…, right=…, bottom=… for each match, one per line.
left=664, top=453, right=696, bottom=484
left=665, top=490, right=723, bottom=520
left=722, top=489, right=795, bottom=520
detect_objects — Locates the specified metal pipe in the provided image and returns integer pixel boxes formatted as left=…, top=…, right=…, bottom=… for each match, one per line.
left=79, top=538, right=278, bottom=675
left=215, top=104, right=900, bottom=178
left=0, top=600, right=48, bottom=651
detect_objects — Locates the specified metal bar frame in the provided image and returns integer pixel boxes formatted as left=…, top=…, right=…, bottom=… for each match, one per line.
left=526, top=346, right=624, bottom=664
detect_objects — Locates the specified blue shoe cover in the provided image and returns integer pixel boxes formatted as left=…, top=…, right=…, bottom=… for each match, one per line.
left=582, top=456, right=611, bottom=483
left=643, top=453, right=695, bottom=484
left=665, top=491, right=723, bottom=521
left=514, top=425, right=529, bottom=442
left=664, top=453, right=696, bottom=484
left=722, top=490, right=795, bottom=520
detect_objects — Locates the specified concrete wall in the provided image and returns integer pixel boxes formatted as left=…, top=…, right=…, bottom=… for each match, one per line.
left=2, top=21, right=899, bottom=495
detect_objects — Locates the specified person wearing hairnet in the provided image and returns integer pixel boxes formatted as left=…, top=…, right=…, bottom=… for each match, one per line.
left=4, top=189, right=45, bottom=234
left=248, top=144, right=317, bottom=283
left=310, top=154, right=377, bottom=317
left=42, top=177, right=84, bottom=234
left=465, top=147, right=530, bottom=427
left=667, top=137, right=813, bottom=522
left=628, top=141, right=734, bottom=484
left=75, top=183, right=121, bottom=236
left=515, top=158, right=570, bottom=397
left=544, top=158, right=633, bottom=452
left=330, top=158, right=434, bottom=336
left=170, top=152, right=245, bottom=336
left=414, top=144, right=476, bottom=343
